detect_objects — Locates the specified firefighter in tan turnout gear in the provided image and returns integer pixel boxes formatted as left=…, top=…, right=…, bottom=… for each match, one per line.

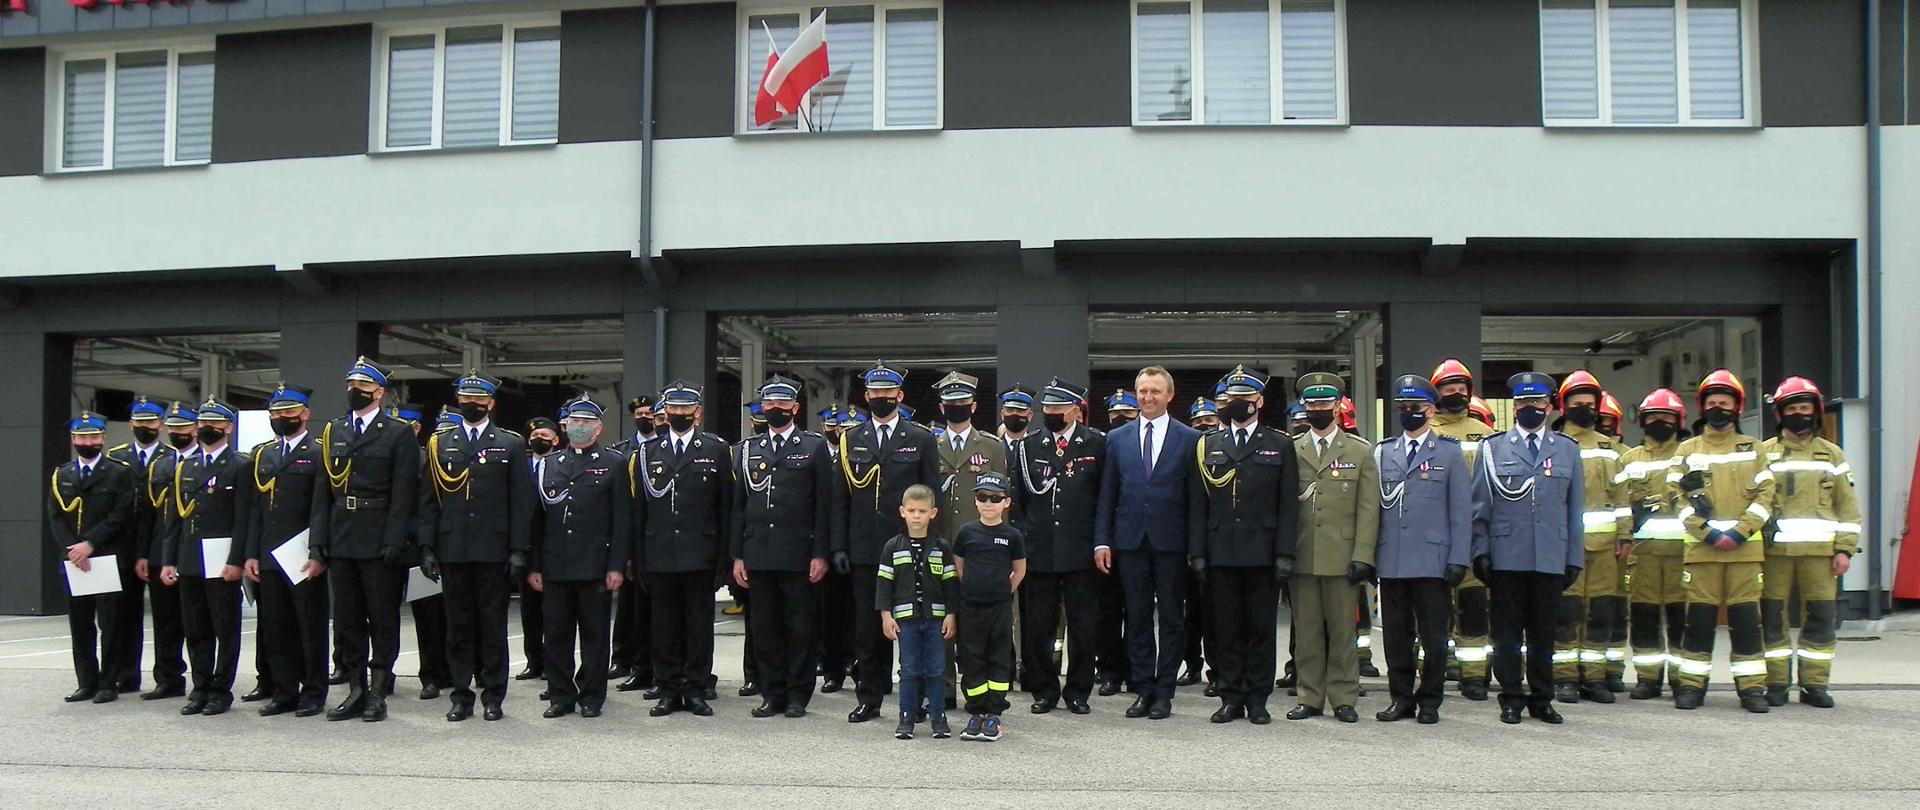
left=1758, top=376, right=1859, bottom=709
left=1550, top=371, right=1631, bottom=705
left=1425, top=359, right=1495, bottom=701
left=1617, top=389, right=1689, bottom=700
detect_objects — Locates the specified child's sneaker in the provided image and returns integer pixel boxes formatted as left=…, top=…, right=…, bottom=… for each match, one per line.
left=980, top=714, right=1003, bottom=742
left=893, top=713, right=915, bottom=740
left=959, top=714, right=984, bottom=741
left=929, top=713, right=952, bottom=739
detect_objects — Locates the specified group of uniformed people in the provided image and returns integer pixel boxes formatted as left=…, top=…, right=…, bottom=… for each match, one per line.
left=45, top=352, right=1860, bottom=725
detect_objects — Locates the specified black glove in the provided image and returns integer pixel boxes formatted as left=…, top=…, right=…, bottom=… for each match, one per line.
left=1444, top=564, right=1467, bottom=589
left=379, top=545, right=402, bottom=566
left=419, top=548, right=441, bottom=582
left=1188, top=556, right=1208, bottom=581
left=1678, top=470, right=1709, bottom=493
left=1563, top=565, right=1582, bottom=591
left=507, top=550, right=529, bottom=580
left=1688, top=493, right=1715, bottom=518
left=1472, top=555, right=1492, bottom=584
left=1273, top=556, right=1294, bottom=579
left=1347, top=562, right=1376, bottom=586
left=830, top=551, right=851, bottom=576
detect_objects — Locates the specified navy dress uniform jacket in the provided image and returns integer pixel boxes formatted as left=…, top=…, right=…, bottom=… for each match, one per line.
left=310, top=413, right=421, bottom=561
left=633, top=432, right=732, bottom=574
left=1012, top=424, right=1107, bottom=573
left=418, top=423, right=534, bottom=564
left=729, top=430, right=838, bottom=572
left=833, top=418, right=941, bottom=566
left=534, top=446, right=632, bottom=582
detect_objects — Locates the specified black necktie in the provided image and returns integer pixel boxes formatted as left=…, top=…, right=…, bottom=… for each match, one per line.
left=1528, top=434, right=1539, bottom=461
left=1405, top=440, right=1417, bottom=470
left=1236, top=428, right=1248, bottom=449
left=675, top=438, right=685, bottom=457
left=880, top=425, right=892, bottom=448
left=1142, top=421, right=1155, bottom=475
left=81, top=464, right=92, bottom=481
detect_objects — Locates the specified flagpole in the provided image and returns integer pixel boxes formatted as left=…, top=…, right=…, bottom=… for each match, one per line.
left=761, top=20, right=812, bottom=132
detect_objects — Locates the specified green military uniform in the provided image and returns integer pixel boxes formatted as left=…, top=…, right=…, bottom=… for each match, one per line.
left=1759, top=432, right=1859, bottom=697
left=1554, top=423, right=1632, bottom=693
left=1290, top=373, right=1380, bottom=716
left=935, top=426, right=1008, bottom=539
left=1669, top=411, right=1776, bottom=705
left=1617, top=435, right=1687, bottom=693
left=1430, top=408, right=1493, bottom=688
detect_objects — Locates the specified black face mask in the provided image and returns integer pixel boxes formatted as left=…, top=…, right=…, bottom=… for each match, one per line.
left=635, top=418, right=656, bottom=437
left=1042, top=413, right=1068, bottom=433
left=197, top=426, right=227, bottom=446
left=1439, top=393, right=1470, bottom=415
left=271, top=417, right=303, bottom=437
left=942, top=404, right=973, bottom=425
left=752, top=423, right=769, bottom=435
left=765, top=409, right=795, bottom=429
left=168, top=432, right=196, bottom=450
left=457, top=402, right=488, bottom=423
left=1641, top=421, right=1678, bottom=443
left=1704, top=408, right=1738, bottom=429
left=1565, top=406, right=1597, bottom=429
left=1002, top=415, right=1029, bottom=434
left=866, top=398, right=898, bottom=419
left=1779, top=413, right=1816, bottom=435
left=347, top=390, right=376, bottom=412
left=667, top=414, right=696, bottom=434
left=1515, top=407, right=1549, bottom=430
left=528, top=438, right=554, bottom=455
left=1221, top=400, right=1258, bottom=425
left=132, top=426, right=161, bottom=445
left=73, top=444, right=102, bottom=460
left=1305, top=410, right=1336, bottom=430
left=1110, top=414, right=1135, bottom=426
left=1399, top=410, right=1430, bottom=433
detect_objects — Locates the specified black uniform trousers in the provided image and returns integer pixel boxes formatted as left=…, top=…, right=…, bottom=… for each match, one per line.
left=1380, top=577, right=1450, bottom=710
left=849, top=564, right=894, bottom=709
left=329, top=557, right=401, bottom=688
left=443, top=562, right=510, bottom=705
left=149, top=575, right=188, bottom=691
left=517, top=575, right=544, bottom=675
left=747, top=570, right=815, bottom=710
left=814, top=569, right=853, bottom=681
left=1117, top=549, right=1187, bottom=701
left=1206, top=565, right=1280, bottom=708
left=959, top=598, right=1015, bottom=716
left=611, top=579, right=650, bottom=675
left=110, top=554, right=144, bottom=690
left=251, top=594, right=273, bottom=693
left=542, top=579, right=612, bottom=710
left=178, top=577, right=241, bottom=699
left=412, top=594, right=450, bottom=688
left=738, top=589, right=758, bottom=683
left=259, top=568, right=331, bottom=706
left=66, top=591, right=119, bottom=693
left=1020, top=570, right=1102, bottom=703
left=1095, top=571, right=1128, bottom=684
left=649, top=571, right=716, bottom=700
left=1489, top=570, right=1560, bottom=710
left=1184, top=569, right=1213, bottom=676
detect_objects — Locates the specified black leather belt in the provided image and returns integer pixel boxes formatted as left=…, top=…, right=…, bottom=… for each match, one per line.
left=343, top=495, right=389, bottom=510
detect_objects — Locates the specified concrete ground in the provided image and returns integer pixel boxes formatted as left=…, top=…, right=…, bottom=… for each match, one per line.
left=2, top=600, right=1918, bottom=809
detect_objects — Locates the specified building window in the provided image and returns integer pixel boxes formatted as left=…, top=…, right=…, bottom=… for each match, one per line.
left=376, top=20, right=561, bottom=151
left=1540, top=0, right=1754, bottom=126
left=1130, top=0, right=1345, bottom=126
left=738, top=2, right=941, bottom=134
left=54, top=47, right=214, bottom=172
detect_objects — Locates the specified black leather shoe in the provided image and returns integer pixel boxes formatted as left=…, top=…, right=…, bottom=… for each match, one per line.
left=1528, top=704, right=1564, bottom=724
left=141, top=684, right=186, bottom=701
left=539, top=689, right=552, bottom=702
left=1176, top=668, right=1202, bottom=687
left=616, top=675, right=647, bottom=693
left=514, top=666, right=543, bottom=681
left=1066, top=698, right=1091, bottom=715
left=1553, top=683, right=1580, bottom=704
left=1276, top=671, right=1296, bottom=689
left=1800, top=687, right=1835, bottom=708
left=1499, top=705, right=1523, bottom=724
left=1332, top=705, right=1359, bottom=723
left=360, top=692, right=387, bottom=722
left=295, top=702, right=324, bottom=718
left=1673, top=688, right=1704, bottom=710
left=201, top=698, right=232, bottom=716
left=1124, top=696, right=1151, bottom=718
left=482, top=702, right=504, bottom=721
left=1030, top=698, right=1056, bottom=715
left=847, top=703, right=881, bottom=723
left=1461, top=679, right=1489, bottom=701
left=1738, top=690, right=1770, bottom=714
left=258, top=700, right=296, bottom=717
left=649, top=699, right=676, bottom=717
left=783, top=705, right=807, bottom=718
left=739, top=681, right=761, bottom=697
left=419, top=683, right=442, bottom=700
left=1416, top=705, right=1439, bottom=724
left=751, top=701, right=784, bottom=718
left=446, top=702, right=473, bottom=722
left=1579, top=683, right=1615, bottom=704
left=1629, top=682, right=1662, bottom=700
left=606, top=665, right=631, bottom=681
left=1359, top=660, right=1382, bottom=678
left=91, top=689, right=118, bottom=704
left=687, top=697, right=714, bottom=717
left=328, top=668, right=347, bottom=686
left=1247, top=705, right=1272, bottom=725
left=642, top=686, right=664, bottom=701
left=703, top=682, right=719, bottom=701
left=820, top=676, right=845, bottom=694
left=1375, top=700, right=1417, bottom=722
left=1285, top=705, right=1322, bottom=720
left=240, top=685, right=270, bottom=703
left=325, top=686, right=365, bottom=721
left=1147, top=699, right=1172, bottom=720
left=1209, top=704, right=1244, bottom=724
left=1765, top=686, right=1789, bottom=707
left=66, top=687, right=94, bottom=703
left=1098, top=680, right=1122, bottom=697
left=543, top=703, right=574, bottom=719
left=1202, top=681, right=1220, bottom=698
left=580, top=705, right=601, bottom=718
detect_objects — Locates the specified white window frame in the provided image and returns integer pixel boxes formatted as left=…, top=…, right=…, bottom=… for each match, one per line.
left=49, top=42, right=215, bottom=173
left=1128, top=0, right=1350, bottom=127
left=734, top=0, right=944, bottom=135
left=372, top=15, right=563, bottom=152
left=1539, top=0, right=1760, bottom=128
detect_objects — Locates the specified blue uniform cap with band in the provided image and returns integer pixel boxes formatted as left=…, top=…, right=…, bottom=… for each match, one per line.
left=1219, top=364, right=1268, bottom=397
left=564, top=394, right=605, bottom=420
left=746, top=401, right=767, bottom=421
left=862, top=361, right=905, bottom=391
left=1297, top=371, right=1345, bottom=403
left=437, top=411, right=466, bottom=430
left=1508, top=371, right=1555, bottom=400
left=1042, top=377, right=1088, bottom=407
left=455, top=371, right=502, bottom=398
left=818, top=405, right=840, bottom=423
left=1188, top=397, right=1218, bottom=418
left=1105, top=389, right=1139, bottom=412
left=197, top=399, right=237, bottom=423
left=163, top=402, right=198, bottom=427
left=268, top=382, right=314, bottom=411
left=344, top=355, right=392, bottom=388
left=999, top=384, right=1036, bottom=411
left=1392, top=374, right=1439, bottom=403
left=898, top=403, right=917, bottom=422
left=758, top=374, right=801, bottom=403
left=68, top=411, right=107, bottom=435
left=661, top=380, right=702, bottom=407
left=840, top=406, right=867, bottom=427
left=130, top=395, right=166, bottom=421
left=934, top=371, right=979, bottom=402
left=973, top=471, right=1010, bottom=494
left=391, top=402, right=425, bottom=422
left=1286, top=403, right=1309, bottom=421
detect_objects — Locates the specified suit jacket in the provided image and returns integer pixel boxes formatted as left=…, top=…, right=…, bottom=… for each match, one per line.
left=1293, top=430, right=1382, bottom=577
left=833, top=418, right=940, bottom=566
left=533, top=445, right=631, bottom=581
left=633, top=431, right=732, bottom=574
left=107, top=443, right=167, bottom=563
left=934, top=427, right=1008, bottom=539
left=1096, top=416, right=1201, bottom=554
left=1012, top=424, right=1106, bottom=573
left=1471, top=428, right=1588, bottom=575
left=240, top=434, right=322, bottom=568
left=417, top=421, right=534, bottom=564
left=310, top=412, right=421, bottom=561
left=730, top=430, right=837, bottom=572
left=47, top=456, right=136, bottom=559
left=163, top=446, right=251, bottom=573
left=1189, top=423, right=1300, bottom=568
left=1375, top=432, right=1472, bottom=580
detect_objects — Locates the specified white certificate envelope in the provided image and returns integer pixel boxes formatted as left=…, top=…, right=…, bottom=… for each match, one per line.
left=63, top=555, right=121, bottom=597
left=272, top=530, right=311, bottom=585
left=406, top=566, right=442, bottom=602
left=200, top=537, right=233, bottom=579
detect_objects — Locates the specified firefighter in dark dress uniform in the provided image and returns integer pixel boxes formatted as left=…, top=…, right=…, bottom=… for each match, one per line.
left=530, top=395, right=630, bottom=718
left=159, top=399, right=249, bottom=717
left=49, top=411, right=135, bottom=705
left=635, top=382, right=732, bottom=717
left=240, top=384, right=332, bottom=718
left=1013, top=378, right=1108, bottom=715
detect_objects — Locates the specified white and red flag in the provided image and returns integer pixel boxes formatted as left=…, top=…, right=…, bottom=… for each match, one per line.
left=753, top=13, right=831, bottom=127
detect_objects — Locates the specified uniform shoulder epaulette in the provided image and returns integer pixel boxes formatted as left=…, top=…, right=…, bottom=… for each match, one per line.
left=103, top=456, right=133, bottom=467
left=251, top=439, right=279, bottom=454
left=1435, top=434, right=1460, bottom=444
left=108, top=443, right=130, bottom=453
left=1083, top=425, right=1106, bottom=439
left=800, top=429, right=823, bottom=439
left=1347, top=435, right=1375, bottom=448
left=433, top=425, right=459, bottom=436
left=497, top=427, right=523, bottom=438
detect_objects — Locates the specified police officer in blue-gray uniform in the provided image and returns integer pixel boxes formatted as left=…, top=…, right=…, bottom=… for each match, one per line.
left=1471, top=371, right=1585, bottom=726
left=1373, top=375, right=1472, bottom=725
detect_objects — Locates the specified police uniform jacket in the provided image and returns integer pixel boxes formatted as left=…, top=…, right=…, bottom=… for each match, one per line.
left=1190, top=423, right=1301, bottom=568
left=934, top=426, right=1008, bottom=540
left=633, top=431, right=732, bottom=574
left=1292, top=429, right=1380, bottom=576
left=418, top=421, right=534, bottom=564
left=730, top=428, right=837, bottom=572
left=47, top=456, right=136, bottom=559
left=240, top=434, right=322, bottom=568
left=1012, top=424, right=1106, bottom=573
left=164, top=447, right=250, bottom=573
left=535, top=444, right=631, bottom=582
left=833, top=417, right=939, bottom=566
left=1374, top=432, right=1472, bottom=580
left=310, top=412, right=421, bottom=561
left=1470, top=428, right=1587, bottom=575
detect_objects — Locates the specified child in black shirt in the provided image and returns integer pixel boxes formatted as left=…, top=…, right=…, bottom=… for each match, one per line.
left=953, top=472, right=1027, bottom=741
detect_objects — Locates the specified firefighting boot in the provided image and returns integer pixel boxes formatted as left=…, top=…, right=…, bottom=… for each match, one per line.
left=1553, top=682, right=1580, bottom=704
left=1738, top=690, right=1770, bottom=714
left=1460, top=678, right=1489, bottom=701
left=1673, top=688, right=1704, bottom=710
left=1764, top=686, right=1789, bottom=707
left=1629, top=681, right=1662, bottom=700
left=1799, top=687, right=1835, bottom=708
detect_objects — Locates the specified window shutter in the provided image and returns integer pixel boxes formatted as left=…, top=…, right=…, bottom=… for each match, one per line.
left=1607, top=0, right=1678, bottom=124
left=809, top=6, right=874, bottom=132
left=1278, top=0, right=1338, bottom=120
left=112, top=51, right=169, bottom=169
left=1202, top=0, right=1270, bottom=125
left=174, top=52, right=215, bottom=163
left=884, top=7, right=938, bottom=127
left=1541, top=0, right=1600, bottom=120
left=511, top=27, right=561, bottom=142
left=1136, top=2, right=1193, bottom=123
left=1685, top=0, right=1743, bottom=120
left=385, top=35, right=437, bottom=148
left=443, top=26, right=504, bottom=148
left=62, top=60, right=107, bottom=169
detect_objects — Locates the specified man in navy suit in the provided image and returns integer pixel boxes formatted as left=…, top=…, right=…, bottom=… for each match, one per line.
left=1095, top=366, right=1201, bottom=720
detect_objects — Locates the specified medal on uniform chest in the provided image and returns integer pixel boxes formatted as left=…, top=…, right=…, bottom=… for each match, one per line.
left=968, top=452, right=986, bottom=472
left=1420, top=461, right=1430, bottom=480
left=1544, top=458, right=1553, bottom=478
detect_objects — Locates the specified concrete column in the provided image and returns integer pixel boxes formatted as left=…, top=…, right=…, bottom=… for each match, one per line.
left=620, top=308, right=661, bottom=444
left=996, top=256, right=1089, bottom=396
left=0, top=333, right=75, bottom=614
left=1385, top=302, right=1482, bottom=391
left=280, top=321, right=380, bottom=419
left=1761, top=302, right=1831, bottom=435
left=662, top=308, right=718, bottom=428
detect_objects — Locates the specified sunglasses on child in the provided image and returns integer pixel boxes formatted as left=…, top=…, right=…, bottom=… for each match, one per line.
left=974, top=493, right=1008, bottom=504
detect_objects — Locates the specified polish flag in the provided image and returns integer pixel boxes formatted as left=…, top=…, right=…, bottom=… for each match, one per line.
left=753, top=13, right=831, bottom=127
